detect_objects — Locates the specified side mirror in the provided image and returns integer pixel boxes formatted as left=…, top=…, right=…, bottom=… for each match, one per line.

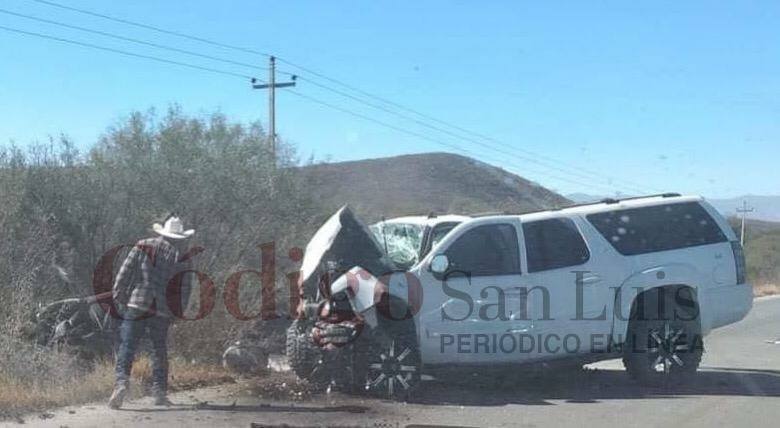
left=430, top=254, right=449, bottom=275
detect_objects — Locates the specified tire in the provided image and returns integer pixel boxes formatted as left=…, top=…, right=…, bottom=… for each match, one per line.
left=623, top=289, right=703, bottom=386
left=358, top=320, right=421, bottom=401
left=222, top=342, right=269, bottom=374
left=285, top=319, right=323, bottom=382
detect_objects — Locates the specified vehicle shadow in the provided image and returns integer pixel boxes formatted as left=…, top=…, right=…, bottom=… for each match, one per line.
left=410, top=367, right=780, bottom=406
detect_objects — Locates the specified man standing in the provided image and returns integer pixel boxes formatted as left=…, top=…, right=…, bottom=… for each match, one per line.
left=108, top=215, right=194, bottom=409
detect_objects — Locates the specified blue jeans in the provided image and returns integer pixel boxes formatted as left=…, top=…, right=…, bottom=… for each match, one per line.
left=115, top=309, right=171, bottom=392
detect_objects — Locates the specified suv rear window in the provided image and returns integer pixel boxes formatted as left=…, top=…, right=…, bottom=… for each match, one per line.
left=523, top=218, right=590, bottom=272
left=586, top=202, right=727, bottom=256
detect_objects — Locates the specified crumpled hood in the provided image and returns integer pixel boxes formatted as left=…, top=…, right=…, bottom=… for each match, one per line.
left=299, top=205, right=396, bottom=298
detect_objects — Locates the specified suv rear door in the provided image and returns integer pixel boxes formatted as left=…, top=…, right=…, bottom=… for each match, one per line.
left=518, top=216, right=623, bottom=359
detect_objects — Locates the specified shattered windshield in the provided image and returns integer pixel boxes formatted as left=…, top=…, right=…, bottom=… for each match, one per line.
left=370, top=222, right=424, bottom=269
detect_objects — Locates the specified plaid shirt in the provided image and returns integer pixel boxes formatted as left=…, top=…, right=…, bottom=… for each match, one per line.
left=113, top=236, right=192, bottom=318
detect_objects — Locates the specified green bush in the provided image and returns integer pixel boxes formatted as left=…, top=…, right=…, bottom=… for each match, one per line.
left=0, top=106, right=319, bottom=363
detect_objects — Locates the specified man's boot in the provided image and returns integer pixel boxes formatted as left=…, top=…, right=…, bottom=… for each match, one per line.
left=107, top=380, right=128, bottom=409
left=152, top=386, right=172, bottom=406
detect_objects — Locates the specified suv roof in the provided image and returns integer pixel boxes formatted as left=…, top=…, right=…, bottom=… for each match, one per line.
left=380, top=194, right=702, bottom=227
left=543, top=193, right=700, bottom=216
left=464, top=194, right=704, bottom=224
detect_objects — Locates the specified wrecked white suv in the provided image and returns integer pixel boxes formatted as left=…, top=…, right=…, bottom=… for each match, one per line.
left=287, top=194, right=753, bottom=399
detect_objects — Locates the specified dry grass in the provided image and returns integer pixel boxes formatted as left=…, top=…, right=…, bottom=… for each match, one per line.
left=133, top=356, right=235, bottom=392
left=0, top=356, right=233, bottom=418
left=0, top=358, right=116, bottom=417
left=754, top=283, right=780, bottom=297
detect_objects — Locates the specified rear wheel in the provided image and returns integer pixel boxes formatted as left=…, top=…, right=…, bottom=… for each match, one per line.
left=623, top=288, right=702, bottom=385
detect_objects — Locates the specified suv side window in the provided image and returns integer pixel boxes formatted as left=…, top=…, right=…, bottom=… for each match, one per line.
left=430, top=222, right=460, bottom=248
left=420, top=221, right=460, bottom=259
left=445, top=223, right=521, bottom=277
left=586, top=202, right=727, bottom=256
left=523, top=218, right=590, bottom=273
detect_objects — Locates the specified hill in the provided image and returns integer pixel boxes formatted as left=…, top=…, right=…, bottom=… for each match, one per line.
left=708, top=195, right=780, bottom=222
left=727, top=217, right=780, bottom=236
left=301, top=152, right=571, bottom=222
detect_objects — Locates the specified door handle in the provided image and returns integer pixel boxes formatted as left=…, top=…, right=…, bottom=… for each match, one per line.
left=581, top=274, right=602, bottom=285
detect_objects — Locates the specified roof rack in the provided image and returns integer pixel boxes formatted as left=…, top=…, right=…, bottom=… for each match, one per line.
left=553, top=192, right=681, bottom=211
left=600, top=192, right=680, bottom=204
left=454, top=193, right=683, bottom=219
left=470, top=211, right=512, bottom=218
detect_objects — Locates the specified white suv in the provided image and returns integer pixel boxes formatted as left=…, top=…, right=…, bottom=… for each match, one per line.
left=288, top=194, right=752, bottom=399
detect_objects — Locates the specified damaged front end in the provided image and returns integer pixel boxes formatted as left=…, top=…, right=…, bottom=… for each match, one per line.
left=295, top=206, right=396, bottom=346
left=297, top=206, right=396, bottom=340
left=287, top=206, right=421, bottom=399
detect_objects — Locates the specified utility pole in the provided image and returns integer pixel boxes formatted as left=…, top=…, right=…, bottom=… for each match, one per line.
left=736, top=199, right=755, bottom=246
left=251, top=56, right=296, bottom=162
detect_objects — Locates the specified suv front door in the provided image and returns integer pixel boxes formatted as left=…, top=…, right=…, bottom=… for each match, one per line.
left=416, top=220, right=527, bottom=365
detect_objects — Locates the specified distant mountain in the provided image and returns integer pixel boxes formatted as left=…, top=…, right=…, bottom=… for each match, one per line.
left=302, top=154, right=780, bottom=225
left=302, top=152, right=571, bottom=223
left=567, top=193, right=780, bottom=223
left=707, top=195, right=780, bottom=223
left=727, top=217, right=780, bottom=235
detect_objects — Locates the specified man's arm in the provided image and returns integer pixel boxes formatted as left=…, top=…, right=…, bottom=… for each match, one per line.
left=177, top=257, right=194, bottom=317
left=113, top=245, right=143, bottom=305
left=174, top=246, right=202, bottom=317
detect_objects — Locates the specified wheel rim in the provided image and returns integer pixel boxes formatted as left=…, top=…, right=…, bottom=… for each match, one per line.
left=647, top=322, right=688, bottom=374
left=365, top=340, right=418, bottom=396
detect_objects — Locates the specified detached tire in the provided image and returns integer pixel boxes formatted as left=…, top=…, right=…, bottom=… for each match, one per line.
left=285, top=319, right=323, bottom=382
left=623, top=288, right=703, bottom=386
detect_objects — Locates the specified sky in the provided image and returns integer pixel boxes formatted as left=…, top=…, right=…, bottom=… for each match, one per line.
left=0, top=0, right=778, bottom=198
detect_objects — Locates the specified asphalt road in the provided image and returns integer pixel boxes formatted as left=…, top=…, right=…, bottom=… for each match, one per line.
left=9, top=296, right=780, bottom=428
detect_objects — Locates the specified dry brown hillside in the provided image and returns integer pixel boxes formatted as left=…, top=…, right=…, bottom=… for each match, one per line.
left=301, top=152, right=571, bottom=222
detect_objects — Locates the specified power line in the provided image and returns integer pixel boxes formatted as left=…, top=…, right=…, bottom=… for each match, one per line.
left=27, top=0, right=273, bottom=57
left=5, top=5, right=645, bottom=193
left=23, top=0, right=656, bottom=195
left=0, top=7, right=267, bottom=73
left=285, top=89, right=627, bottom=194
left=0, top=24, right=257, bottom=80
left=275, top=59, right=660, bottom=194
left=289, top=73, right=649, bottom=195
left=0, top=19, right=619, bottom=193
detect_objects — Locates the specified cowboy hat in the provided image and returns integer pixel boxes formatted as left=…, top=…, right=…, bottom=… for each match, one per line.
left=152, top=216, right=194, bottom=239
